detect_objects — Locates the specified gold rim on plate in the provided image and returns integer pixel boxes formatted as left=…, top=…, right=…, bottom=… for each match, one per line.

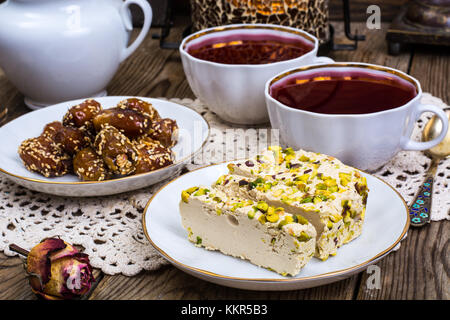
left=141, top=160, right=410, bottom=283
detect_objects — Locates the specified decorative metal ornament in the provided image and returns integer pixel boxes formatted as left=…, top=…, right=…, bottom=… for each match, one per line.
left=387, top=0, right=450, bottom=55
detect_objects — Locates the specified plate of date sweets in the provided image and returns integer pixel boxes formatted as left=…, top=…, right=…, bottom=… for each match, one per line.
left=0, top=97, right=209, bottom=196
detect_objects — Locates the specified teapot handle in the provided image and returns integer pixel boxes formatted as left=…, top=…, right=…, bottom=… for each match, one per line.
left=120, top=0, right=153, bottom=62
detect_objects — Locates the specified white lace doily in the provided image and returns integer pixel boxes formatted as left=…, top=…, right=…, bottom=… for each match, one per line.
left=1, top=93, right=448, bottom=276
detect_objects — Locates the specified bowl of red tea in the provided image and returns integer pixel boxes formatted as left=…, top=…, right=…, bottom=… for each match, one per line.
left=266, top=62, right=449, bottom=171
left=179, top=24, right=333, bottom=125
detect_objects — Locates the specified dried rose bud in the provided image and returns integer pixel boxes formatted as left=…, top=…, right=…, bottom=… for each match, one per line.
left=26, top=238, right=95, bottom=300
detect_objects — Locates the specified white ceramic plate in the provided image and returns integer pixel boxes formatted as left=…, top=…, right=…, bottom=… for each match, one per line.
left=0, top=97, right=209, bottom=197
left=143, top=161, right=409, bottom=291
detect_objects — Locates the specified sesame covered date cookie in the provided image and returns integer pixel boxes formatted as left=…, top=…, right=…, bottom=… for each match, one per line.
left=117, top=98, right=160, bottom=121
left=18, top=135, right=72, bottom=177
left=62, top=99, right=102, bottom=129
left=134, top=137, right=174, bottom=174
left=73, top=147, right=109, bottom=181
left=43, top=121, right=88, bottom=155
left=92, top=107, right=151, bottom=138
left=148, top=118, right=178, bottom=148
left=94, top=125, right=138, bottom=176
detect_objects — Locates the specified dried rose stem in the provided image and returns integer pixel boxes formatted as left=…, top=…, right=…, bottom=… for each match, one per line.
left=9, top=244, right=30, bottom=257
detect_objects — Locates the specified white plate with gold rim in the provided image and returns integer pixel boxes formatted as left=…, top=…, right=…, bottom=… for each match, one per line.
left=143, top=161, right=409, bottom=291
left=0, top=97, right=209, bottom=197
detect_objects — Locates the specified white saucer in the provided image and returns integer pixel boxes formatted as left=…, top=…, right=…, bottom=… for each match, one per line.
left=143, top=161, right=409, bottom=291
left=0, top=96, right=209, bottom=197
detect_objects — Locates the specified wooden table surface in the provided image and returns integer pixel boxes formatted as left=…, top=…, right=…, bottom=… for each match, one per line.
left=0, top=18, right=449, bottom=300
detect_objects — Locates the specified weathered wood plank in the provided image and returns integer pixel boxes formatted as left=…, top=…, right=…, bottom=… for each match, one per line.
left=328, top=22, right=411, bottom=73
left=409, top=45, right=450, bottom=105
left=356, top=221, right=449, bottom=299
left=355, top=40, right=450, bottom=299
left=89, top=266, right=359, bottom=300
left=0, top=72, right=28, bottom=125
left=0, top=253, right=36, bottom=300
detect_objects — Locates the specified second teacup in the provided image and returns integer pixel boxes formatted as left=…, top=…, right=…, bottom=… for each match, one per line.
left=179, top=24, right=333, bottom=125
left=265, top=62, right=449, bottom=171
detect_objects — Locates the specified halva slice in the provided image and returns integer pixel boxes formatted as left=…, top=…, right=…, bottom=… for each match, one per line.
left=179, top=186, right=317, bottom=276
left=218, top=146, right=368, bottom=261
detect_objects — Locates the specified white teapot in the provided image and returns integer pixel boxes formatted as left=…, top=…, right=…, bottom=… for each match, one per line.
left=0, top=0, right=152, bottom=109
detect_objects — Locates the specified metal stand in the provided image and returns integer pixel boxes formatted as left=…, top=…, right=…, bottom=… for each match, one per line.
left=386, top=0, right=450, bottom=55
left=153, top=0, right=366, bottom=51
left=332, top=0, right=366, bottom=51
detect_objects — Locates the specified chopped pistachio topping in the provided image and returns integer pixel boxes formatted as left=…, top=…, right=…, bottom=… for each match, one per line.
left=278, top=215, right=294, bottom=229
left=295, top=174, right=310, bottom=183
left=339, top=172, right=352, bottom=186
left=295, top=214, right=309, bottom=225
left=193, top=188, right=209, bottom=197
left=258, top=214, right=266, bottom=224
left=231, top=202, right=244, bottom=212
left=329, top=213, right=343, bottom=222
left=327, top=221, right=333, bottom=229
left=181, top=186, right=200, bottom=203
left=215, top=175, right=226, bottom=185
left=300, top=196, right=313, bottom=204
left=281, top=196, right=294, bottom=205
left=256, top=201, right=268, bottom=212
left=266, top=212, right=279, bottom=223
left=297, top=231, right=311, bottom=242
left=343, top=214, right=352, bottom=226
left=299, top=155, right=310, bottom=162
left=313, top=197, right=322, bottom=204
left=249, top=177, right=265, bottom=190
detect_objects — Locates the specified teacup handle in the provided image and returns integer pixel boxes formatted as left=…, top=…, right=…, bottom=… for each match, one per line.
left=401, top=103, right=449, bottom=151
left=314, top=56, right=335, bottom=64
left=119, top=0, right=153, bottom=62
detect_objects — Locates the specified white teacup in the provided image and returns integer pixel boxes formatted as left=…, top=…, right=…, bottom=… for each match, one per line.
left=179, top=24, right=333, bottom=125
left=265, top=62, right=449, bottom=171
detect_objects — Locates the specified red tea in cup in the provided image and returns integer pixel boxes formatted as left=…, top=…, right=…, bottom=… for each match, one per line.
left=270, top=69, right=418, bottom=114
left=187, top=33, right=314, bottom=65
